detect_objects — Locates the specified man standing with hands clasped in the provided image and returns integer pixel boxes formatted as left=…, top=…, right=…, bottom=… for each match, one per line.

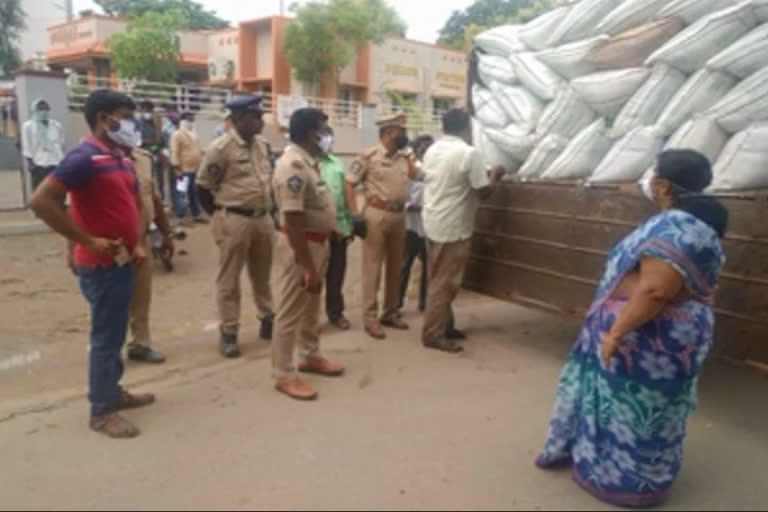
left=421, top=109, right=505, bottom=353
left=30, top=90, right=155, bottom=439
left=346, top=112, right=419, bottom=340
left=271, top=108, right=345, bottom=401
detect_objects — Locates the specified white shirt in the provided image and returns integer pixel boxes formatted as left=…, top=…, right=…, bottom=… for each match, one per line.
left=21, top=119, right=65, bottom=167
left=405, top=177, right=424, bottom=238
left=422, top=135, right=489, bottom=243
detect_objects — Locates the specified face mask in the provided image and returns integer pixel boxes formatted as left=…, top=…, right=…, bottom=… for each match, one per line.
left=641, top=174, right=655, bottom=201
left=142, top=113, right=153, bottom=121
left=394, top=133, right=409, bottom=150
left=35, top=110, right=50, bottom=122
left=107, top=117, right=138, bottom=148
left=181, top=120, right=195, bottom=132
left=318, top=134, right=333, bottom=154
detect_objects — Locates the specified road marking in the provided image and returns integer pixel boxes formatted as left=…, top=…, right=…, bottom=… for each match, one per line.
left=0, top=350, right=41, bottom=372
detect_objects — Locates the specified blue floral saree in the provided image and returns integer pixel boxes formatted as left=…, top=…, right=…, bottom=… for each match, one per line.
left=536, top=210, right=726, bottom=508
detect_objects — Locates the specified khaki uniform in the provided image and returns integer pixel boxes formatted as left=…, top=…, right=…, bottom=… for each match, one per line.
left=197, top=130, right=275, bottom=335
left=170, top=129, right=203, bottom=173
left=129, top=148, right=157, bottom=349
left=422, top=239, right=471, bottom=344
left=271, top=144, right=336, bottom=380
left=347, top=143, right=409, bottom=326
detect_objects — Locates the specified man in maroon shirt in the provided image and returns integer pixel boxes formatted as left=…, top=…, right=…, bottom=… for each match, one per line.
left=30, top=90, right=154, bottom=439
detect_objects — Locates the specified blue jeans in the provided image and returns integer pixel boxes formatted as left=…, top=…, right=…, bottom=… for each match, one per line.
left=78, top=265, right=135, bottom=417
left=172, top=171, right=201, bottom=218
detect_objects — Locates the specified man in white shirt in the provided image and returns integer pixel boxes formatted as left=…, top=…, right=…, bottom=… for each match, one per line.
left=21, top=99, right=65, bottom=192
left=421, top=109, right=505, bottom=353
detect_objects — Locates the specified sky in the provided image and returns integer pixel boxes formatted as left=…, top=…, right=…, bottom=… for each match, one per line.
left=72, top=0, right=474, bottom=43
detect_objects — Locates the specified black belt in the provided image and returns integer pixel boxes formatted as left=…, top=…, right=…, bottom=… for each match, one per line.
left=215, top=205, right=267, bottom=218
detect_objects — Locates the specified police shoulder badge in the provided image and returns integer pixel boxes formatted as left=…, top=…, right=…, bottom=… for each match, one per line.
left=208, top=164, right=221, bottom=177
left=350, top=160, right=363, bottom=175
left=287, top=175, right=303, bottom=193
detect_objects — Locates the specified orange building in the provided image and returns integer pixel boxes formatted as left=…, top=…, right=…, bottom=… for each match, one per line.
left=45, top=15, right=468, bottom=114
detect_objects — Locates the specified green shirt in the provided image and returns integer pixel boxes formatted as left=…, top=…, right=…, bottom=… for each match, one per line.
left=318, top=153, right=353, bottom=236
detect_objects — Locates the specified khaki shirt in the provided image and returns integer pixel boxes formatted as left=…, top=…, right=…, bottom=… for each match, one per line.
left=170, top=129, right=203, bottom=173
left=347, top=143, right=409, bottom=203
left=196, top=131, right=272, bottom=210
left=132, top=147, right=156, bottom=227
left=273, top=144, right=336, bottom=234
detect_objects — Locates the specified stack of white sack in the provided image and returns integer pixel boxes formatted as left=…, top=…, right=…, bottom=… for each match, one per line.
left=469, top=0, right=768, bottom=191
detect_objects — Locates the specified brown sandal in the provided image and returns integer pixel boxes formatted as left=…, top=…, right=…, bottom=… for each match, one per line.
left=381, top=317, right=409, bottom=330
left=90, top=413, right=140, bottom=439
left=365, top=323, right=387, bottom=339
left=275, top=378, right=318, bottom=401
left=118, top=390, right=156, bottom=410
left=299, top=357, right=345, bottom=377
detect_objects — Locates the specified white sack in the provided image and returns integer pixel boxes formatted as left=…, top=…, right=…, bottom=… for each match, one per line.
left=710, top=122, right=768, bottom=191
left=473, top=120, right=518, bottom=170
left=611, top=63, right=687, bottom=138
left=518, top=7, right=571, bottom=51
left=485, top=124, right=539, bottom=161
left=475, top=25, right=527, bottom=56
left=707, top=66, right=768, bottom=133
left=656, top=69, right=737, bottom=135
left=590, top=126, right=665, bottom=183
left=571, top=68, right=650, bottom=119
left=489, top=82, right=544, bottom=127
left=755, top=0, right=768, bottom=23
left=536, top=87, right=596, bottom=138
left=548, top=0, right=623, bottom=46
left=518, top=134, right=568, bottom=179
left=597, top=0, right=671, bottom=36
left=478, top=54, right=517, bottom=86
left=706, top=23, right=768, bottom=79
left=536, top=36, right=608, bottom=80
left=511, top=52, right=565, bottom=101
left=472, top=85, right=509, bottom=129
left=664, top=118, right=729, bottom=166
left=541, top=119, right=613, bottom=180
left=658, top=0, right=741, bottom=25
left=646, top=2, right=757, bottom=73
left=587, top=18, right=684, bottom=70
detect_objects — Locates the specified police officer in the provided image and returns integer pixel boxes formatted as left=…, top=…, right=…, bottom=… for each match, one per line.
left=272, top=108, right=344, bottom=401
left=197, top=95, right=275, bottom=358
left=345, top=112, right=415, bottom=339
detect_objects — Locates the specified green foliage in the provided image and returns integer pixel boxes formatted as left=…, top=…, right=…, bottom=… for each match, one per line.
left=95, top=0, right=229, bottom=30
left=284, top=0, right=407, bottom=90
left=0, top=0, right=26, bottom=76
left=107, top=10, right=185, bottom=82
left=438, top=0, right=562, bottom=50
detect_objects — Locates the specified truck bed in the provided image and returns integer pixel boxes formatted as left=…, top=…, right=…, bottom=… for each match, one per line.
left=463, top=181, right=768, bottom=365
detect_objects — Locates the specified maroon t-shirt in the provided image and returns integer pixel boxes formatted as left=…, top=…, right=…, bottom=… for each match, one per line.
left=51, top=136, right=139, bottom=268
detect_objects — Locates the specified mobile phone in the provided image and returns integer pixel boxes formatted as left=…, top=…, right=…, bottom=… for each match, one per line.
left=114, top=240, right=131, bottom=266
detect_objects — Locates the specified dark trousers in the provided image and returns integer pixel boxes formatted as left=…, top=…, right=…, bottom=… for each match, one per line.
left=78, top=265, right=135, bottom=417
left=399, top=230, right=428, bottom=311
left=30, top=165, right=55, bottom=192
left=325, top=236, right=348, bottom=322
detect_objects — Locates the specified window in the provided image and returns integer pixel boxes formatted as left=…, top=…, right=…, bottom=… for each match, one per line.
left=433, top=97, right=453, bottom=114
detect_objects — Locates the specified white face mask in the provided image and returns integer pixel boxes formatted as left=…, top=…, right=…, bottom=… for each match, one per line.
left=641, top=174, right=655, bottom=201
left=142, top=112, right=153, bottom=121
left=181, top=120, right=195, bottom=132
left=107, top=118, right=138, bottom=148
left=318, top=134, right=333, bottom=154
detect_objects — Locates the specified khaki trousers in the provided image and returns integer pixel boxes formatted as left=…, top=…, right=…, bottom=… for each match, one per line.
left=362, top=208, right=406, bottom=326
left=212, top=210, right=275, bottom=335
left=421, top=239, right=472, bottom=344
left=272, top=233, right=329, bottom=380
left=128, top=234, right=152, bottom=349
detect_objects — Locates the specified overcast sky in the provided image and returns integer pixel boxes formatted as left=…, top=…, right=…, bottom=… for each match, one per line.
left=72, top=0, right=473, bottom=43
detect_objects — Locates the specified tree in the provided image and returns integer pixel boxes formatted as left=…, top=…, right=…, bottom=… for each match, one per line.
left=95, top=0, right=228, bottom=30
left=438, top=0, right=563, bottom=50
left=284, top=0, right=406, bottom=93
left=0, top=0, right=26, bottom=76
left=108, top=10, right=185, bottom=82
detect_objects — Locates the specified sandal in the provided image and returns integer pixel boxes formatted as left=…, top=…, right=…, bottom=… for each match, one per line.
left=423, top=339, right=464, bottom=354
left=330, top=317, right=352, bottom=330
left=381, top=317, right=409, bottom=330
left=118, top=390, right=156, bottom=410
left=275, top=378, right=318, bottom=401
left=90, top=413, right=140, bottom=439
left=299, top=357, right=345, bottom=377
left=365, top=323, right=387, bottom=339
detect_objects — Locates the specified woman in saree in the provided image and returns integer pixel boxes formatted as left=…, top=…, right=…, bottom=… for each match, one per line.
left=536, top=149, right=729, bottom=508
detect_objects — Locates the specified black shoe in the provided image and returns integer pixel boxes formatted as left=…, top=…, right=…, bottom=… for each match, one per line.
left=260, top=316, right=274, bottom=340
left=128, top=346, right=167, bottom=364
left=446, top=328, right=467, bottom=341
left=220, top=331, right=241, bottom=358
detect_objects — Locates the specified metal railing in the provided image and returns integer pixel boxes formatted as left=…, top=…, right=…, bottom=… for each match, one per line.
left=66, top=75, right=364, bottom=128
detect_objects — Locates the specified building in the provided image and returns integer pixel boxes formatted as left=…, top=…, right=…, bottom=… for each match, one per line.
left=44, top=14, right=468, bottom=117
left=19, top=0, right=69, bottom=63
